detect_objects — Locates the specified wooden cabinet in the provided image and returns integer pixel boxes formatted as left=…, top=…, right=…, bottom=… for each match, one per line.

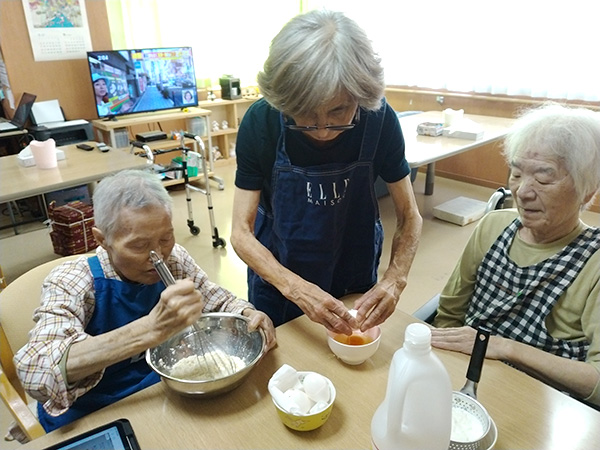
left=91, top=108, right=213, bottom=187
left=90, top=99, right=256, bottom=187
left=91, top=99, right=256, bottom=164
left=91, top=107, right=212, bottom=150
left=197, top=98, right=256, bottom=165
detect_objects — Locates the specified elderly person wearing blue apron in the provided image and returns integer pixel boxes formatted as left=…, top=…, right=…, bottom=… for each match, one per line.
left=231, top=10, right=422, bottom=335
left=431, top=103, right=600, bottom=409
left=14, top=170, right=276, bottom=435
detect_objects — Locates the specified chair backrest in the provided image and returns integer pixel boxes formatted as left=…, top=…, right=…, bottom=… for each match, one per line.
left=0, top=255, right=82, bottom=441
left=485, top=187, right=512, bottom=214
left=412, top=293, right=440, bottom=324
left=0, top=256, right=81, bottom=360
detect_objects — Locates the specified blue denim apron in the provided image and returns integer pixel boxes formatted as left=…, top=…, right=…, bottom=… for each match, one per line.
left=38, top=256, right=163, bottom=431
left=248, top=113, right=384, bottom=326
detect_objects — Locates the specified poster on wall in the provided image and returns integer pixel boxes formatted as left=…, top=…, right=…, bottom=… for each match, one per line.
left=0, top=45, right=15, bottom=109
left=21, top=0, right=93, bottom=62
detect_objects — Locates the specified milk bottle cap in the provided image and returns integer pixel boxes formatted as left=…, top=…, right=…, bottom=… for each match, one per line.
left=404, top=323, right=431, bottom=352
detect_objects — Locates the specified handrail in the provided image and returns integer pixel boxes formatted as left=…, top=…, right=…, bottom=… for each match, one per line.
left=385, top=87, right=600, bottom=111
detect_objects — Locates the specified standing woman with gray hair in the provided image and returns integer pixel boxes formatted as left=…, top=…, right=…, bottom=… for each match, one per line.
left=231, top=10, right=422, bottom=334
left=431, top=103, right=600, bottom=408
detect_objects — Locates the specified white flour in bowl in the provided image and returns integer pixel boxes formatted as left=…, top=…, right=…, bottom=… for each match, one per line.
left=170, top=351, right=245, bottom=380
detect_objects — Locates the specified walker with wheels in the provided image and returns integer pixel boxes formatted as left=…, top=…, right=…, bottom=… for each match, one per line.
left=130, top=132, right=226, bottom=248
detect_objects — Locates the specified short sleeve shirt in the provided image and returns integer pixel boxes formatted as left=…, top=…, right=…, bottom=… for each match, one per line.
left=235, top=98, right=410, bottom=212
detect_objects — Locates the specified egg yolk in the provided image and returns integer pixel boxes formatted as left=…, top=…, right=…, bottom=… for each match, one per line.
left=333, top=333, right=373, bottom=345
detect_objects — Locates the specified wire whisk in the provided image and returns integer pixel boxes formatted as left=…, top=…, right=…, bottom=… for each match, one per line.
left=149, top=251, right=237, bottom=379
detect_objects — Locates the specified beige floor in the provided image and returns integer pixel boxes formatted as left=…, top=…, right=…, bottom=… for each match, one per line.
left=1, top=164, right=597, bottom=448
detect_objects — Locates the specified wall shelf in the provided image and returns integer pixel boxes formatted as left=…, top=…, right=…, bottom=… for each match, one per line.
left=197, top=98, right=256, bottom=161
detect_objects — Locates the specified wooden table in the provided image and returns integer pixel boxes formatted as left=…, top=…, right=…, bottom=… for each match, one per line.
left=0, top=142, right=149, bottom=204
left=400, top=112, right=515, bottom=195
left=0, top=142, right=149, bottom=234
left=21, top=296, right=600, bottom=449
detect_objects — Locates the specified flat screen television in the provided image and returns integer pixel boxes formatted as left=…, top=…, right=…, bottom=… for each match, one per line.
left=86, top=47, right=198, bottom=119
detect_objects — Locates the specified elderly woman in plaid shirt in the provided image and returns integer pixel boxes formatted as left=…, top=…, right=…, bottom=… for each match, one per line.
left=431, top=103, right=600, bottom=409
left=14, top=170, right=276, bottom=433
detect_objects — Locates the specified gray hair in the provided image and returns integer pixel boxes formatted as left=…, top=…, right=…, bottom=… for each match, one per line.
left=257, top=9, right=385, bottom=117
left=504, top=103, right=600, bottom=210
left=93, top=169, right=173, bottom=242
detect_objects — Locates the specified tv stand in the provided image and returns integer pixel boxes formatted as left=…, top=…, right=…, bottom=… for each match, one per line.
left=91, top=107, right=222, bottom=188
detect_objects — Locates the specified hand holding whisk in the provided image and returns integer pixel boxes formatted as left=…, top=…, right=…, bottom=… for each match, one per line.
left=149, top=251, right=237, bottom=378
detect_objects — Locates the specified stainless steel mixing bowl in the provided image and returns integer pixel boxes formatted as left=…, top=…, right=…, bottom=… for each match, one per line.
left=146, top=312, right=265, bottom=397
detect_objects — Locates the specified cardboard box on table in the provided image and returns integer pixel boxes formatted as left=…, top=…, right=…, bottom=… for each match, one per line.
left=48, top=201, right=98, bottom=256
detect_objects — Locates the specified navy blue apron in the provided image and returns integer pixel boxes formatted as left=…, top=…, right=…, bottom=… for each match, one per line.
left=248, top=112, right=384, bottom=326
left=38, top=256, right=164, bottom=432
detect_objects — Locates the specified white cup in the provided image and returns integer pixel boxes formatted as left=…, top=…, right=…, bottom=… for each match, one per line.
left=30, top=139, right=58, bottom=169
left=443, top=108, right=464, bottom=127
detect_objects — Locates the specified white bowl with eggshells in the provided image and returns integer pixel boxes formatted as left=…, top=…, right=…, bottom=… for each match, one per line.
left=326, top=325, right=381, bottom=365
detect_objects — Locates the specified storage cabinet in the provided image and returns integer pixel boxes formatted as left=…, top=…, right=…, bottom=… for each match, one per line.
left=90, top=99, right=256, bottom=186
left=91, top=108, right=213, bottom=187
left=91, top=107, right=212, bottom=151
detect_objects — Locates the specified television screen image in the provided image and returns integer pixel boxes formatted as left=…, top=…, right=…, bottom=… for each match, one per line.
left=87, top=47, right=198, bottom=119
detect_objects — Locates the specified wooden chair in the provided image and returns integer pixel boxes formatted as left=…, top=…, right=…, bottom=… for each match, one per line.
left=0, top=255, right=81, bottom=442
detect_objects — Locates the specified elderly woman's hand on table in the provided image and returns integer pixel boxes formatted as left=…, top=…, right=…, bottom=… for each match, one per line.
left=430, top=326, right=505, bottom=360
left=430, top=325, right=600, bottom=403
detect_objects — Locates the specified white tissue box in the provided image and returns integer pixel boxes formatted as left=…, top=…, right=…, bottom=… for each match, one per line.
left=442, top=118, right=484, bottom=140
left=433, top=196, right=488, bottom=226
left=17, top=148, right=65, bottom=167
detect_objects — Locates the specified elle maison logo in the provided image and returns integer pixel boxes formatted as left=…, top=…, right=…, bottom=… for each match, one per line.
left=306, top=179, right=350, bottom=207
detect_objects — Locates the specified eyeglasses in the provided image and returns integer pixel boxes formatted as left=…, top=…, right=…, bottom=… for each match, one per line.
left=285, top=106, right=360, bottom=132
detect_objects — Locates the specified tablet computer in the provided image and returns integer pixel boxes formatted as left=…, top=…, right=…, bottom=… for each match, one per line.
left=43, top=418, right=141, bottom=450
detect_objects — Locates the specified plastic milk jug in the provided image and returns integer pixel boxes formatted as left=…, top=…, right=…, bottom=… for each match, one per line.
left=371, top=323, right=452, bottom=450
